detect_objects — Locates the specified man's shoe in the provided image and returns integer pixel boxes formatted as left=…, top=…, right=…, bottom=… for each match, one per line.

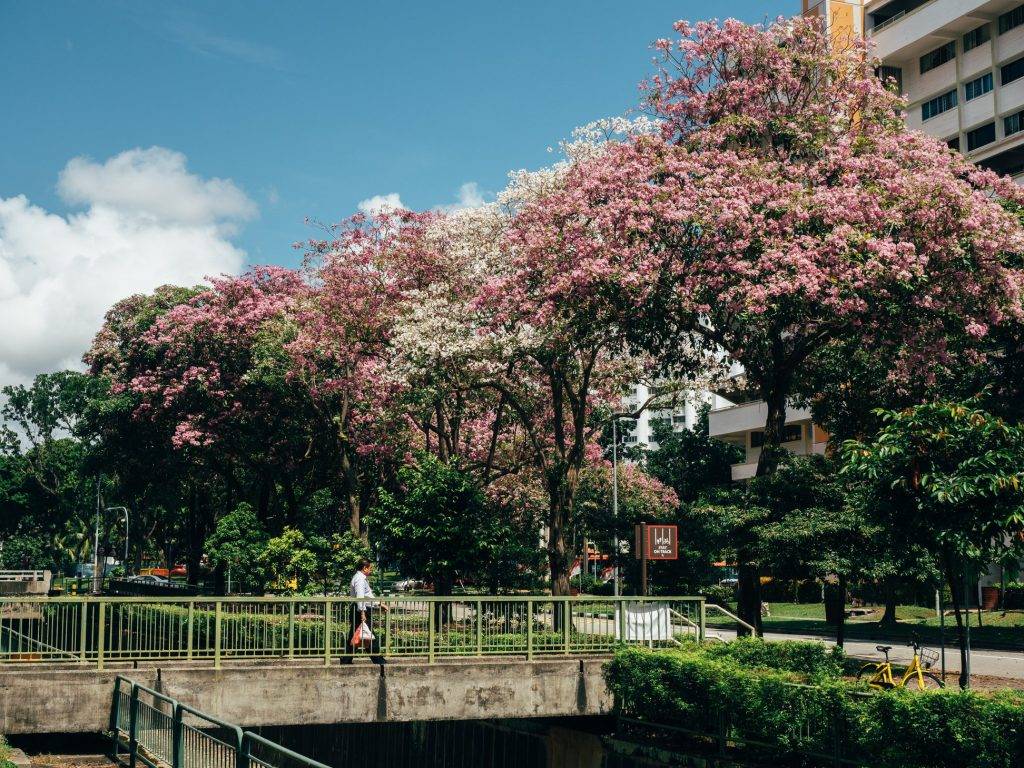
left=371, top=655, right=387, bottom=665
left=340, top=657, right=353, bottom=665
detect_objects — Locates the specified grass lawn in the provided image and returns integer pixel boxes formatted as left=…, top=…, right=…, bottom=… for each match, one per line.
left=705, top=601, right=1024, bottom=650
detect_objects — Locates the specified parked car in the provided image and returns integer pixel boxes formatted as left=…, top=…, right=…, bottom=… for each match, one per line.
left=127, top=574, right=169, bottom=584
left=393, top=578, right=425, bottom=592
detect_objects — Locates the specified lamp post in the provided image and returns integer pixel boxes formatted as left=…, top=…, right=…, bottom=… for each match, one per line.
left=92, top=476, right=102, bottom=595
left=610, top=410, right=642, bottom=598
left=106, top=507, right=130, bottom=574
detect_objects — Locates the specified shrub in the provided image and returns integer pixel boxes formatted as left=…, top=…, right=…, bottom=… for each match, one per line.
left=699, top=636, right=845, bottom=681
left=0, top=735, right=13, bottom=768
left=606, top=644, right=1024, bottom=768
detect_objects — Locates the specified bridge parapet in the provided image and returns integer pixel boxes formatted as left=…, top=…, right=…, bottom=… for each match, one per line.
left=0, top=595, right=705, bottom=669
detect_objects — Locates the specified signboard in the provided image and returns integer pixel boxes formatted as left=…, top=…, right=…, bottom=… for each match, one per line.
left=635, top=524, right=678, bottom=560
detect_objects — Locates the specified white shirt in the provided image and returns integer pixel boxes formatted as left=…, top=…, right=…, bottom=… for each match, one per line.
left=350, top=570, right=375, bottom=611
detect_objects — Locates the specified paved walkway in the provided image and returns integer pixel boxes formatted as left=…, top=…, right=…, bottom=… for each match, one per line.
left=711, top=627, right=1024, bottom=679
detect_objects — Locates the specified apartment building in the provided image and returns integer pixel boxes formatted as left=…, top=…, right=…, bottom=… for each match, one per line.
left=810, top=0, right=1024, bottom=177
left=623, top=385, right=733, bottom=449
left=707, top=400, right=830, bottom=481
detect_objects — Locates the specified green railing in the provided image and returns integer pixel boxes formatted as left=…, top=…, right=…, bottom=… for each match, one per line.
left=0, top=595, right=705, bottom=668
left=110, top=675, right=332, bottom=768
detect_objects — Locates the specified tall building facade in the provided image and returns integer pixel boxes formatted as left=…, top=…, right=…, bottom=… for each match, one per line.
left=821, top=0, right=1024, bottom=178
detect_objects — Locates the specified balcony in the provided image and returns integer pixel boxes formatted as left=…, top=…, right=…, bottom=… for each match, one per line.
left=869, top=0, right=1004, bottom=62
left=708, top=400, right=813, bottom=439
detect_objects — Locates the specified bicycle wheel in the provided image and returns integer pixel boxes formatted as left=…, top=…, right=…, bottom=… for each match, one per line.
left=856, top=664, right=881, bottom=685
left=914, top=672, right=945, bottom=690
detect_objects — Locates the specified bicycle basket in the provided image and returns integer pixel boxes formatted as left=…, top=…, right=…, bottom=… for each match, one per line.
left=920, top=648, right=939, bottom=669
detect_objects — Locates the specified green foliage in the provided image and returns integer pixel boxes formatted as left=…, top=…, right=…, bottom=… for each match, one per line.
left=258, top=527, right=318, bottom=593
left=306, top=531, right=371, bottom=593
left=696, top=636, right=845, bottom=681
left=205, top=503, right=269, bottom=591
left=843, top=400, right=1024, bottom=565
left=372, top=454, right=537, bottom=593
left=0, top=734, right=13, bottom=768
left=643, top=411, right=742, bottom=503
left=606, top=644, right=1024, bottom=768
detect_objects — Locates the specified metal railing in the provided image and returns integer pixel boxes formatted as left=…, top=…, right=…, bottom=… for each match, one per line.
left=0, top=595, right=706, bottom=668
left=110, top=675, right=332, bottom=768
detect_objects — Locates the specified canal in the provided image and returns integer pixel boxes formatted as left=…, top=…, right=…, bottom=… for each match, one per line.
left=253, top=717, right=688, bottom=768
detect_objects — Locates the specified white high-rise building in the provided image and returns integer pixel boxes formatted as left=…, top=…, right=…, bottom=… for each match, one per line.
left=810, top=0, right=1024, bottom=179
left=624, top=385, right=734, bottom=449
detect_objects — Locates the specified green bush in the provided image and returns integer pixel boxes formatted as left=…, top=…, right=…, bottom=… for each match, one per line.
left=606, top=644, right=1024, bottom=768
left=0, top=735, right=14, bottom=768
left=698, top=636, right=845, bottom=681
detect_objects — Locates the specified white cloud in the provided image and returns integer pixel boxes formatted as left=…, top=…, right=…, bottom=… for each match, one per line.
left=357, top=183, right=488, bottom=218
left=357, top=192, right=405, bottom=216
left=449, top=182, right=485, bottom=210
left=0, top=147, right=254, bottom=388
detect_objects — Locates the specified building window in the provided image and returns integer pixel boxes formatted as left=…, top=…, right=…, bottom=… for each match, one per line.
left=947, top=136, right=961, bottom=151
left=965, top=72, right=993, bottom=101
left=878, top=65, right=903, bottom=93
left=964, top=25, right=992, bottom=52
left=750, top=425, right=802, bottom=448
left=1005, top=110, right=1024, bottom=137
left=966, top=122, right=996, bottom=151
left=1000, top=5, right=1024, bottom=35
left=1002, top=56, right=1024, bottom=85
left=921, top=90, right=957, bottom=121
left=920, top=42, right=955, bottom=75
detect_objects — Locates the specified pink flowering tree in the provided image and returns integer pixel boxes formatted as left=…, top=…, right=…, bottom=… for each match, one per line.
left=510, top=17, right=1024, bottom=628
left=292, top=211, right=439, bottom=539
left=85, top=275, right=314, bottom=583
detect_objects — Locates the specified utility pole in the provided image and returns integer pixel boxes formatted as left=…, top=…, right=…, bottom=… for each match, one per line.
left=612, top=419, right=620, bottom=599
left=610, top=409, right=642, bottom=599
left=92, top=476, right=102, bottom=595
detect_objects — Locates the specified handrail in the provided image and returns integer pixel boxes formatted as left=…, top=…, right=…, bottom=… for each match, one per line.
left=110, top=676, right=329, bottom=768
left=0, top=594, right=706, bottom=604
left=703, top=602, right=757, bottom=634
left=0, top=595, right=706, bottom=668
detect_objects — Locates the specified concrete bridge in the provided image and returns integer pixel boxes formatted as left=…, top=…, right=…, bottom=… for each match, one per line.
left=0, top=656, right=611, bottom=734
left=0, top=594, right=725, bottom=735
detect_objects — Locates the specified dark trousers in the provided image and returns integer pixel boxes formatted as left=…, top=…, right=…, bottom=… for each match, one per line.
left=341, top=605, right=383, bottom=663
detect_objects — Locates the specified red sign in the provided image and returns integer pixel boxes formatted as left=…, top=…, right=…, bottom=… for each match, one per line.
left=636, top=524, right=678, bottom=560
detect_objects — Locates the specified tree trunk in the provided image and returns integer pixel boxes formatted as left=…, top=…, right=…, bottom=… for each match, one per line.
left=836, top=576, right=847, bottom=648
left=880, top=576, right=898, bottom=628
left=736, top=562, right=762, bottom=636
left=547, top=487, right=572, bottom=607
left=734, top=386, right=790, bottom=635
left=945, top=565, right=969, bottom=689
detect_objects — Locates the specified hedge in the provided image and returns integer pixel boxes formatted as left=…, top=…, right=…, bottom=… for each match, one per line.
left=605, top=643, right=1024, bottom=768
left=0, top=735, right=13, bottom=768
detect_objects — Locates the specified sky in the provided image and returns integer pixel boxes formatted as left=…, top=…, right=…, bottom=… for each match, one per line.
left=0, top=0, right=786, bottom=388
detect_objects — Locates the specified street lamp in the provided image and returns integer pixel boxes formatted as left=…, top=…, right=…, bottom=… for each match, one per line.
left=106, top=507, right=130, bottom=574
left=610, top=410, right=642, bottom=598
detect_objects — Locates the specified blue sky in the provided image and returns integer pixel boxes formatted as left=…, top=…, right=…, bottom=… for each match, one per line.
left=1, top=0, right=784, bottom=265
left=0, top=1, right=786, bottom=386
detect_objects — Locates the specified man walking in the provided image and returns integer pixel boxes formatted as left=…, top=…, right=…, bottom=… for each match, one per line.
left=341, top=559, right=386, bottom=664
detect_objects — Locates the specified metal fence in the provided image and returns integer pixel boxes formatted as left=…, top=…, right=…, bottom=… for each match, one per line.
left=0, top=595, right=706, bottom=668
left=110, top=675, right=333, bottom=768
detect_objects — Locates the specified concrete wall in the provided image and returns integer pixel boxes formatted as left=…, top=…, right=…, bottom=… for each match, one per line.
left=0, top=657, right=612, bottom=735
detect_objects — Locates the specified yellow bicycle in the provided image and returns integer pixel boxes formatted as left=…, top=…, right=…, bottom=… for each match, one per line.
left=856, top=639, right=944, bottom=690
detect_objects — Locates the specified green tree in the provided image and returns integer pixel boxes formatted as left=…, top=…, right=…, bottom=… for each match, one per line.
left=258, top=527, right=318, bottom=594
left=306, top=531, right=371, bottom=594
left=372, top=454, right=509, bottom=596
left=842, top=400, right=1024, bottom=687
left=642, top=412, right=743, bottom=504
left=204, top=503, right=269, bottom=594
